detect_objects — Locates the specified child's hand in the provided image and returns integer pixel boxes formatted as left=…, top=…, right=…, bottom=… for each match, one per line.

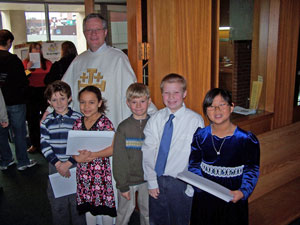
left=149, top=188, right=160, bottom=199
left=59, top=161, right=72, bottom=178
left=55, top=161, right=64, bottom=176
left=121, top=191, right=130, bottom=200
left=0, top=122, right=9, bottom=128
left=74, top=150, right=92, bottom=163
left=230, top=190, right=244, bottom=203
left=55, top=161, right=71, bottom=177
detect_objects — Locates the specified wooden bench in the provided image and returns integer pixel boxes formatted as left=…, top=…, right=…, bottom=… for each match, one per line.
left=248, top=122, right=300, bottom=225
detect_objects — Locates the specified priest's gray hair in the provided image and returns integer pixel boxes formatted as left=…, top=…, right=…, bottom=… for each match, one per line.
left=83, top=13, right=108, bottom=31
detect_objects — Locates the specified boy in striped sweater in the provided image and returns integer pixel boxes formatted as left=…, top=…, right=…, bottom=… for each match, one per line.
left=40, top=80, right=86, bottom=225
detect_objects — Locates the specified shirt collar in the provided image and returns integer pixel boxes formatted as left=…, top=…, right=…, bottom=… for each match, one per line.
left=88, top=42, right=108, bottom=53
left=52, top=107, right=73, bottom=118
left=165, top=104, right=186, bottom=120
left=130, top=114, right=150, bottom=121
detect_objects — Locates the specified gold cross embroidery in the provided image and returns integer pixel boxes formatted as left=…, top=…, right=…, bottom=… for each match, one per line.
left=78, top=68, right=106, bottom=91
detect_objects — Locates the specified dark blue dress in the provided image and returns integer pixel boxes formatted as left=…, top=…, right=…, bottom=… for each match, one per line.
left=188, top=126, right=260, bottom=225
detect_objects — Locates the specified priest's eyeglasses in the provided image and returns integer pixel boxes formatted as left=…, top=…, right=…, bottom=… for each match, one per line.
left=85, top=28, right=105, bottom=34
left=207, top=103, right=229, bottom=111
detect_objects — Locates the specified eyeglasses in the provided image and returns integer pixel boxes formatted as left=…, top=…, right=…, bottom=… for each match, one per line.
left=85, top=28, right=105, bottom=35
left=207, top=103, right=229, bottom=111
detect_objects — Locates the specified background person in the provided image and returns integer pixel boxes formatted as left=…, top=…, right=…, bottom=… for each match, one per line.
left=0, top=88, right=7, bottom=191
left=23, top=42, right=52, bottom=153
left=0, top=29, right=37, bottom=171
left=0, top=89, right=9, bottom=128
left=44, top=41, right=78, bottom=85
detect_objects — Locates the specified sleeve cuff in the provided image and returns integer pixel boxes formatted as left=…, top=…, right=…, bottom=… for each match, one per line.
left=68, top=157, right=77, bottom=165
left=239, top=188, right=249, bottom=200
left=119, top=186, right=130, bottom=193
left=50, top=158, right=59, bottom=166
left=147, top=179, right=158, bottom=189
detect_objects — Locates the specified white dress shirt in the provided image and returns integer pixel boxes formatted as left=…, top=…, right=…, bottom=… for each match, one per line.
left=142, top=105, right=204, bottom=189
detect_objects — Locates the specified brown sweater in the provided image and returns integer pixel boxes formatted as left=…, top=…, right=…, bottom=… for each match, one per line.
left=113, top=115, right=149, bottom=192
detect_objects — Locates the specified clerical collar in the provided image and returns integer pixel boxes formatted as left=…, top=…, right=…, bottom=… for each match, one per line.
left=89, top=42, right=108, bottom=53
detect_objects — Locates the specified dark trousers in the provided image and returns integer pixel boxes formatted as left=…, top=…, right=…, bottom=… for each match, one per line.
left=47, top=164, right=86, bottom=225
left=149, top=176, right=192, bottom=225
left=26, top=86, right=47, bottom=149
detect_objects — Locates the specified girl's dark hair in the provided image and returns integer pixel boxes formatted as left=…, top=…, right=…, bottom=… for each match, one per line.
left=203, top=88, right=233, bottom=115
left=61, top=41, right=78, bottom=58
left=78, top=85, right=107, bottom=114
left=26, top=42, right=47, bottom=70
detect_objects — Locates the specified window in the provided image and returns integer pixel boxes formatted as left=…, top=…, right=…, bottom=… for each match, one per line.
left=110, top=11, right=128, bottom=50
left=25, top=12, right=47, bottom=42
left=48, top=12, right=78, bottom=46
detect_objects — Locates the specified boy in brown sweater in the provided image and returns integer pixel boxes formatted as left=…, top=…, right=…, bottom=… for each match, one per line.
left=113, top=83, right=151, bottom=225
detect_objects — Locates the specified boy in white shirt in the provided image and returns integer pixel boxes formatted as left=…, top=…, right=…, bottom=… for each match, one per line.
left=142, top=73, right=204, bottom=225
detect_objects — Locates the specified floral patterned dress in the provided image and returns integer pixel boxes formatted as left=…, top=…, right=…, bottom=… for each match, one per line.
left=73, top=114, right=117, bottom=217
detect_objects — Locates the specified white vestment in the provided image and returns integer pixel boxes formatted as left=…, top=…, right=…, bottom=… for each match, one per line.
left=62, top=43, right=136, bottom=128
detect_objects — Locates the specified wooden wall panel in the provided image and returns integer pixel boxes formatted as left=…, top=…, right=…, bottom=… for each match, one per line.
left=250, top=0, right=260, bottom=94
left=251, top=0, right=279, bottom=113
left=249, top=122, right=300, bottom=202
left=265, top=0, right=280, bottom=113
left=127, top=0, right=143, bottom=83
left=273, top=0, right=300, bottom=128
left=147, top=0, right=212, bottom=114
left=256, top=0, right=270, bottom=110
left=211, top=0, right=220, bottom=88
left=84, top=0, right=94, bottom=15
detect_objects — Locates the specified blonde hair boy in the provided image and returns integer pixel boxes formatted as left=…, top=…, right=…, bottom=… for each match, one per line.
left=113, top=82, right=152, bottom=225
left=126, top=82, right=150, bottom=101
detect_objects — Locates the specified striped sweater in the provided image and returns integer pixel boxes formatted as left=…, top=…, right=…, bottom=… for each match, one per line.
left=40, top=108, right=82, bottom=166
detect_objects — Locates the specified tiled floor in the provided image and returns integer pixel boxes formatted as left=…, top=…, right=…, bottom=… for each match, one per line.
left=0, top=147, right=140, bottom=225
left=0, top=151, right=51, bottom=225
left=3, top=146, right=298, bottom=225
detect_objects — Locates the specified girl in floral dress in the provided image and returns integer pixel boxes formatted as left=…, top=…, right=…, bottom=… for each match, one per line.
left=73, top=85, right=116, bottom=225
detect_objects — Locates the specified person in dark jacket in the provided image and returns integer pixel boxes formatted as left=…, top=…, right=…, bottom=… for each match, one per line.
left=0, top=29, right=37, bottom=171
left=44, top=41, right=78, bottom=85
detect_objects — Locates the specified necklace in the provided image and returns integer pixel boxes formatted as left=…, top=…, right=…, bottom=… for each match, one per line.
left=211, top=134, right=226, bottom=155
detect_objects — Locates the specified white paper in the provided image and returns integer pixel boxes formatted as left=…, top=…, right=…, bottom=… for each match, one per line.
left=177, top=170, right=233, bottom=202
left=29, top=52, right=41, bottom=68
left=49, top=167, right=77, bottom=198
left=233, top=106, right=256, bottom=115
left=66, top=130, right=114, bottom=155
